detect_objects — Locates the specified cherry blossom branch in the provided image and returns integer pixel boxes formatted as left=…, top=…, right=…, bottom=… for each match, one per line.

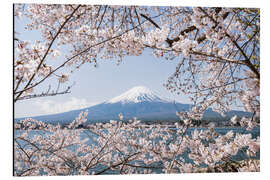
left=133, top=7, right=145, bottom=36
left=191, top=51, right=247, bottom=65
left=125, top=163, right=163, bottom=169
left=14, top=5, right=81, bottom=102
left=197, top=7, right=260, bottom=79
left=85, top=122, right=124, bottom=171
left=96, top=5, right=107, bottom=34
left=16, top=85, right=71, bottom=100
left=140, top=13, right=200, bottom=47
left=14, top=13, right=165, bottom=97
left=189, top=77, right=249, bottom=93
left=94, top=152, right=141, bottom=175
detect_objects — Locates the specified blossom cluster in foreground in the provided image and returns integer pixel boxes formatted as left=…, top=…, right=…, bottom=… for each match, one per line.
left=14, top=111, right=259, bottom=176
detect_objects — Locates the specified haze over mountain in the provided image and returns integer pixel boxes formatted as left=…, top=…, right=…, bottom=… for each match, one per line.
left=15, top=86, right=250, bottom=125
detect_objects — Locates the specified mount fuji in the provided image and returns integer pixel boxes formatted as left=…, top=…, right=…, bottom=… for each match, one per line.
left=15, top=86, right=250, bottom=125
left=106, top=86, right=171, bottom=104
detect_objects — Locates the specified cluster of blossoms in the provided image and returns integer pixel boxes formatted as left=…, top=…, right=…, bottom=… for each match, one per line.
left=14, top=4, right=152, bottom=100
left=239, top=70, right=260, bottom=115
left=14, top=4, right=260, bottom=176
left=15, top=41, right=46, bottom=82
left=163, top=7, right=260, bottom=121
left=143, top=26, right=170, bottom=48
left=231, top=115, right=258, bottom=131
left=14, top=111, right=259, bottom=176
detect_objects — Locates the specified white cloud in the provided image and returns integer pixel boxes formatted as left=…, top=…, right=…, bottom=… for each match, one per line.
left=15, top=97, right=99, bottom=118
left=38, top=97, right=98, bottom=115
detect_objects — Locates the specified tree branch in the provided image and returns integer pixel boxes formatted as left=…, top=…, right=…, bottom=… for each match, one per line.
left=14, top=5, right=81, bottom=102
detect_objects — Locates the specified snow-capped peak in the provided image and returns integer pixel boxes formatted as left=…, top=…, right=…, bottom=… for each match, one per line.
left=106, top=86, right=172, bottom=104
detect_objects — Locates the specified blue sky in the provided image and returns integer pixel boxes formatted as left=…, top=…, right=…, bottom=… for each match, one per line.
left=14, top=13, right=191, bottom=118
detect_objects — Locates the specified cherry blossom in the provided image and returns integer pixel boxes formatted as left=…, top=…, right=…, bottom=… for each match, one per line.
left=14, top=109, right=259, bottom=176
left=14, top=4, right=260, bottom=176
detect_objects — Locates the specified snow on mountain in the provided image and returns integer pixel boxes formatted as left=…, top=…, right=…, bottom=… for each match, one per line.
left=106, top=86, right=172, bottom=104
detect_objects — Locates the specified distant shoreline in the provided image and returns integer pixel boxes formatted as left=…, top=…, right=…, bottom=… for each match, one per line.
left=14, top=123, right=260, bottom=131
